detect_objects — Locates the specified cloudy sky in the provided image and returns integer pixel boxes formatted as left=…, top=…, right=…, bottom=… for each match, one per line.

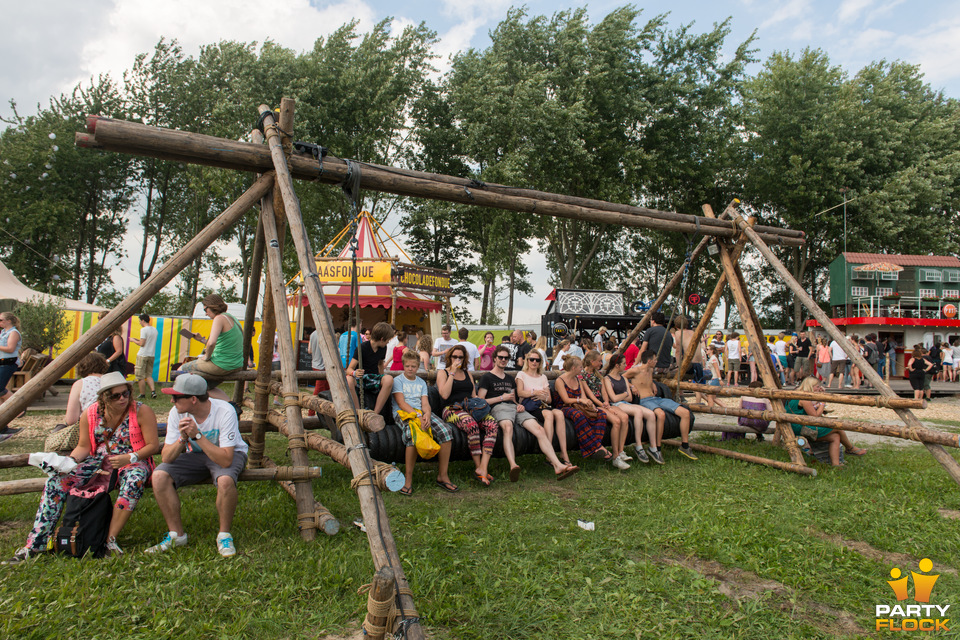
left=2, top=0, right=958, bottom=323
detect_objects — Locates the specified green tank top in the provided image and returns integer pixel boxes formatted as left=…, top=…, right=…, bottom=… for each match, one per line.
left=211, top=313, right=243, bottom=370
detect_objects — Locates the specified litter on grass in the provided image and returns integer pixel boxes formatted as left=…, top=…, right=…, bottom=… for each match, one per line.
left=577, top=520, right=595, bottom=531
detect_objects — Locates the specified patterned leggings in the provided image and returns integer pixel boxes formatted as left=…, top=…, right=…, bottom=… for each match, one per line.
left=560, top=406, right=607, bottom=457
left=443, top=407, right=499, bottom=457
left=24, top=456, right=150, bottom=551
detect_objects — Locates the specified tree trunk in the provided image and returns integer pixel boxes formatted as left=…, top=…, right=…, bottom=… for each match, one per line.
left=507, top=252, right=516, bottom=326
left=139, top=163, right=155, bottom=282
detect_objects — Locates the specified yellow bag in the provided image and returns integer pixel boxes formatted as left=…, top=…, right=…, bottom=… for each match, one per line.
left=398, top=410, right=440, bottom=459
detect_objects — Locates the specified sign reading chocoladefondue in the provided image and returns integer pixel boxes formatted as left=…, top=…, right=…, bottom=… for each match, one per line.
left=392, top=265, right=452, bottom=294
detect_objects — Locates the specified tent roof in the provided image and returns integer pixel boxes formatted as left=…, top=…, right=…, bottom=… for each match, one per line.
left=335, top=214, right=384, bottom=260
left=0, top=261, right=105, bottom=312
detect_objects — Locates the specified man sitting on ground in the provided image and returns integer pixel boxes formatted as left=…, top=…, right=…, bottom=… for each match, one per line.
left=147, top=374, right=247, bottom=557
left=626, top=351, right=695, bottom=461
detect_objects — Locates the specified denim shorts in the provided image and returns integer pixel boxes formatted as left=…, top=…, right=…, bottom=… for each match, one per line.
left=638, top=396, right=681, bottom=413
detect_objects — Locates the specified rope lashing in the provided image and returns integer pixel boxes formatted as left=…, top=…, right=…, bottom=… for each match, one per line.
left=349, top=463, right=397, bottom=491
left=357, top=584, right=419, bottom=638
left=286, top=433, right=308, bottom=451
left=283, top=392, right=300, bottom=408
left=297, top=510, right=322, bottom=532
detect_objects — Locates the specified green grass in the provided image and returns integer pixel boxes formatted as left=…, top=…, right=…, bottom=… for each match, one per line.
left=2, top=387, right=959, bottom=639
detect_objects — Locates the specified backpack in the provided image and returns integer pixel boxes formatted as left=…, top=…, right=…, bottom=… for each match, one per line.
left=54, top=487, right=114, bottom=558
left=865, top=343, right=878, bottom=365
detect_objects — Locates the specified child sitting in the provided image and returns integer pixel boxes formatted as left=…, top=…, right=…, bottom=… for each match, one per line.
left=391, top=350, right=457, bottom=495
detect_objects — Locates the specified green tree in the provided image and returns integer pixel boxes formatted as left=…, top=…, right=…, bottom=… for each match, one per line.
left=14, top=296, right=70, bottom=352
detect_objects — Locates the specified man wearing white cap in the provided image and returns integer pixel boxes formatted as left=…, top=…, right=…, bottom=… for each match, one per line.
left=146, top=373, right=247, bottom=557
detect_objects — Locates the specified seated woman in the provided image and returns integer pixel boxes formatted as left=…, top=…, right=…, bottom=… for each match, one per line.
left=95, top=310, right=127, bottom=377
left=511, top=350, right=579, bottom=479
left=436, top=344, right=499, bottom=486
left=555, top=355, right=611, bottom=462
left=181, top=294, right=243, bottom=401
left=62, top=352, right=110, bottom=427
left=581, top=351, right=630, bottom=468
left=551, top=339, right=571, bottom=371
left=784, top=376, right=866, bottom=467
left=603, top=353, right=657, bottom=463
left=5, top=372, right=159, bottom=563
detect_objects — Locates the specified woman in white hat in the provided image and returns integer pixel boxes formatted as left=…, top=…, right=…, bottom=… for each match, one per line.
left=4, top=372, right=159, bottom=563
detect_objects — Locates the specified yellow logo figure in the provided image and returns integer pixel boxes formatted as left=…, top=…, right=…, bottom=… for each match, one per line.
left=887, top=567, right=910, bottom=601
left=911, top=558, right=940, bottom=604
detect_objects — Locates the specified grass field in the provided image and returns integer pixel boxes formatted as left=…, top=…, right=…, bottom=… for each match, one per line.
left=1, top=390, right=958, bottom=639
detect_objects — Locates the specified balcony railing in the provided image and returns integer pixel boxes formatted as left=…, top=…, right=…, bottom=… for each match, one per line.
left=844, top=295, right=960, bottom=319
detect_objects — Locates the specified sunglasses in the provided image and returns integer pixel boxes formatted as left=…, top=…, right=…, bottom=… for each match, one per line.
left=450, top=355, right=464, bottom=360
left=527, top=358, right=541, bottom=363
left=109, top=389, right=131, bottom=401
left=495, top=355, right=509, bottom=360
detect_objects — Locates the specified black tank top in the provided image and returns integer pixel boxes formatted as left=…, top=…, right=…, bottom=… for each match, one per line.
left=445, top=373, right=474, bottom=407
left=608, top=374, right=627, bottom=397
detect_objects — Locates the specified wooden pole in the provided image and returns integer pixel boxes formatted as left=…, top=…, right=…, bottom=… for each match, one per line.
left=258, top=103, right=425, bottom=640
left=263, top=456, right=340, bottom=536
left=260, top=180, right=318, bottom=541
left=660, top=379, right=927, bottom=410
left=79, top=118, right=803, bottom=247
left=363, top=567, right=398, bottom=640
left=613, top=201, right=739, bottom=360
left=240, top=401, right=405, bottom=492
left=709, top=207, right=806, bottom=467
left=0, top=174, right=274, bottom=429
left=660, top=439, right=816, bottom=476
left=685, top=404, right=959, bottom=448
left=232, top=192, right=266, bottom=406
left=267, top=381, right=384, bottom=432
left=734, top=213, right=960, bottom=488
left=0, top=466, right=327, bottom=496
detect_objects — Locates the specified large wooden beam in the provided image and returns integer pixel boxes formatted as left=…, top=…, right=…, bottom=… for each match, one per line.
left=258, top=103, right=425, bottom=640
left=661, top=439, right=816, bottom=476
left=0, top=174, right=274, bottom=429
left=78, top=118, right=803, bottom=246
left=710, top=209, right=806, bottom=467
left=686, top=404, right=959, bottom=448
left=661, top=379, right=927, bottom=410
left=734, top=213, right=960, bottom=488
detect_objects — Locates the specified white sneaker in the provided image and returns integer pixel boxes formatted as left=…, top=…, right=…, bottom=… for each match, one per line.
left=611, top=456, right=631, bottom=470
left=145, top=531, right=188, bottom=554
left=217, top=532, right=236, bottom=557
left=617, top=451, right=630, bottom=462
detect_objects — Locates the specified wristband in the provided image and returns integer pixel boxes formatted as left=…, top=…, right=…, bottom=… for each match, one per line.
left=129, top=452, right=139, bottom=464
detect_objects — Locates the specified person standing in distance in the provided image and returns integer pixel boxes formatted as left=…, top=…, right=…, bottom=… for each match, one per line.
left=133, top=313, right=158, bottom=399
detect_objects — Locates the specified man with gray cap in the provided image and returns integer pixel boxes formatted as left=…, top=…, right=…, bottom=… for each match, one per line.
left=146, top=373, right=247, bottom=557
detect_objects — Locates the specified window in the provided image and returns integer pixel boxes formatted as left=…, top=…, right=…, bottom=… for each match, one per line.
left=876, top=287, right=894, bottom=296
left=919, top=288, right=937, bottom=298
left=943, top=289, right=959, bottom=298
left=920, top=269, right=943, bottom=282
left=947, top=271, right=960, bottom=283
left=852, top=269, right=874, bottom=280
left=851, top=286, right=869, bottom=297
left=880, top=271, right=900, bottom=280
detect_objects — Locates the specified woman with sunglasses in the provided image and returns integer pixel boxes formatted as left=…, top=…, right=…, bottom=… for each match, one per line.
left=516, top=350, right=578, bottom=477
left=437, top=344, right=499, bottom=486
left=5, top=372, right=159, bottom=563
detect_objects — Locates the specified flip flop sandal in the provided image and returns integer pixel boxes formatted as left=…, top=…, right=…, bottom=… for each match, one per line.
left=474, top=471, right=492, bottom=487
left=509, top=466, right=521, bottom=482
left=435, top=480, right=460, bottom=493
left=556, top=466, right=579, bottom=481
left=399, top=486, right=414, bottom=496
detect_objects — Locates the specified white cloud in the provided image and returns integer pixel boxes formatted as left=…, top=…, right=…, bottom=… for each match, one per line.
left=896, top=19, right=960, bottom=91
left=759, top=0, right=813, bottom=29
left=74, top=0, right=376, bottom=97
left=837, top=0, right=874, bottom=23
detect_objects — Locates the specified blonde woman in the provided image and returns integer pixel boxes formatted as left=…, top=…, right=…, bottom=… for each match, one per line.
left=415, top=334, right=433, bottom=372
left=516, top=349, right=576, bottom=472
left=552, top=339, right=571, bottom=370
left=555, top=355, right=611, bottom=461
left=533, top=336, right=549, bottom=371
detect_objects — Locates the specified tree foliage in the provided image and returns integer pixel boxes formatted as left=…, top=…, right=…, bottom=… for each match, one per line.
left=14, top=296, right=70, bottom=352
